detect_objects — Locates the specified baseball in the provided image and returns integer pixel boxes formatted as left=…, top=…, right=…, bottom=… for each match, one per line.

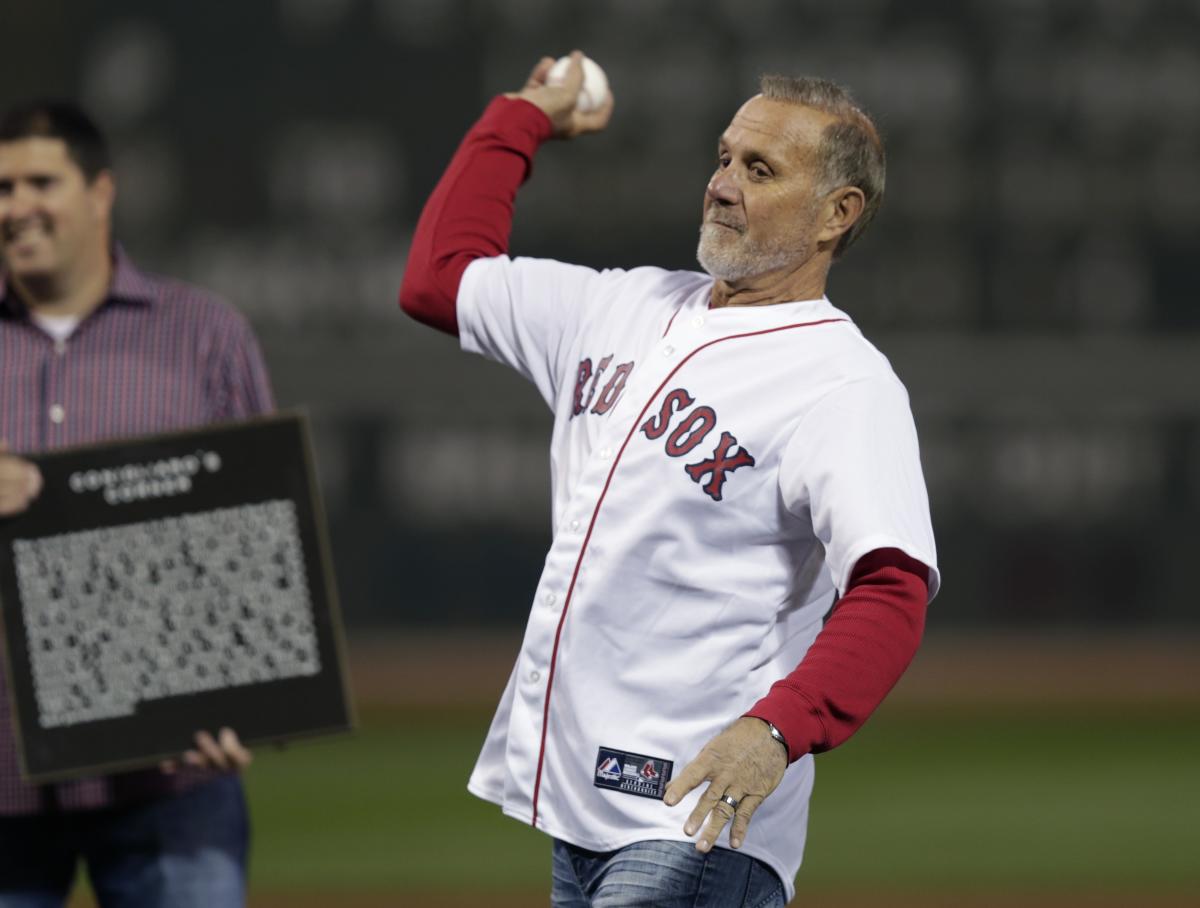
left=545, top=54, right=609, bottom=113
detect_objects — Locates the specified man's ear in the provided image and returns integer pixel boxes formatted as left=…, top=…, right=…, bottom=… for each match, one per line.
left=89, top=169, right=116, bottom=222
left=817, top=186, right=865, bottom=246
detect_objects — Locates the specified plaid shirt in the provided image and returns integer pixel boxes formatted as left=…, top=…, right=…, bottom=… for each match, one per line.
left=0, top=247, right=274, bottom=813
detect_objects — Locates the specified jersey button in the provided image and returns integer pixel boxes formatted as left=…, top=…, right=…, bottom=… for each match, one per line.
left=691, top=315, right=704, bottom=327
left=599, top=447, right=613, bottom=459
left=662, top=345, right=675, bottom=357
left=569, top=519, right=580, bottom=531
left=544, top=592, right=557, bottom=608
left=529, top=670, right=541, bottom=683
left=49, top=404, right=65, bottom=424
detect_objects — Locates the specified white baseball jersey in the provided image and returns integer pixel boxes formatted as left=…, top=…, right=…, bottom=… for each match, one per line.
left=458, top=254, right=939, bottom=899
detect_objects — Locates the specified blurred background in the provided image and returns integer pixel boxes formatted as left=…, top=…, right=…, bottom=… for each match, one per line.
left=3, top=0, right=1198, bottom=905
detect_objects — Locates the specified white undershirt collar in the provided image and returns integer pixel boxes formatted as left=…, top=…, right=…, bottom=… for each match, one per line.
left=31, top=312, right=82, bottom=343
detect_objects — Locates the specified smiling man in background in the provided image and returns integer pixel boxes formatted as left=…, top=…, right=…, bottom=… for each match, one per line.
left=0, top=101, right=269, bottom=908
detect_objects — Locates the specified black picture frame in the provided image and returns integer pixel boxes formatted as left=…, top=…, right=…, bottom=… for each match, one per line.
left=0, top=412, right=354, bottom=783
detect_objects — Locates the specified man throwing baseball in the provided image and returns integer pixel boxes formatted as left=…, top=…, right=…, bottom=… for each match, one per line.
left=399, top=52, right=939, bottom=906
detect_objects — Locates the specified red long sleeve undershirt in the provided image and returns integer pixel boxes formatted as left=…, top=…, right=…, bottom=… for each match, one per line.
left=399, top=96, right=553, bottom=335
left=399, top=96, right=932, bottom=762
left=744, top=548, right=928, bottom=761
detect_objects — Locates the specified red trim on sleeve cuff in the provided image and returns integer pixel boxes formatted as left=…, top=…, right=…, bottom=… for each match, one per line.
left=743, top=702, right=827, bottom=765
left=478, top=95, right=556, bottom=149
left=743, top=548, right=929, bottom=762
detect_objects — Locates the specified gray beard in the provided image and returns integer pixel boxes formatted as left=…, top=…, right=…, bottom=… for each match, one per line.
left=695, top=222, right=804, bottom=283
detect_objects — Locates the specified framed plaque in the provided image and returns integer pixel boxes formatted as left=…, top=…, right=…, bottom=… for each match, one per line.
left=0, top=413, right=353, bottom=783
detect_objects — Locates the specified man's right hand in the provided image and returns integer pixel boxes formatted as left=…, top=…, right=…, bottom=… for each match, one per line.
left=0, top=442, right=42, bottom=517
left=506, top=50, right=614, bottom=139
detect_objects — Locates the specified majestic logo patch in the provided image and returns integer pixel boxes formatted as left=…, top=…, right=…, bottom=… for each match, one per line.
left=640, top=387, right=756, bottom=500
left=595, top=755, right=622, bottom=782
left=594, top=747, right=673, bottom=800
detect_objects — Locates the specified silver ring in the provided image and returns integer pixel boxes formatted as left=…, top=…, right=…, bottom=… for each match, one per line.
left=720, top=793, right=740, bottom=811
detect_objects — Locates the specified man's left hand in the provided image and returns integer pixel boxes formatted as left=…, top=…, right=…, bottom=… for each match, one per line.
left=161, top=727, right=253, bottom=774
left=664, top=717, right=788, bottom=852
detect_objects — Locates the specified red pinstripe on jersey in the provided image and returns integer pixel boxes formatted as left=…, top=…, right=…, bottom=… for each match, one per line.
left=530, top=317, right=847, bottom=827
left=661, top=306, right=682, bottom=338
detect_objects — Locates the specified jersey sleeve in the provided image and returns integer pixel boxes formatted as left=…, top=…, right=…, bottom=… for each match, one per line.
left=779, top=375, right=940, bottom=599
left=457, top=254, right=605, bottom=409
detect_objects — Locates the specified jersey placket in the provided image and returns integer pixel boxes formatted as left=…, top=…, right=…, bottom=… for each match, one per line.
left=521, top=325, right=696, bottom=826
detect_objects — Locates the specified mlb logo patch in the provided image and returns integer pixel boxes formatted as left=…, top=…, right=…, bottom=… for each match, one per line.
left=595, top=755, right=622, bottom=782
left=593, top=746, right=673, bottom=800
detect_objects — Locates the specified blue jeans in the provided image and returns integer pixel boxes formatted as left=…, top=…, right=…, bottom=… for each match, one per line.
left=552, top=839, right=786, bottom=908
left=0, top=775, right=248, bottom=908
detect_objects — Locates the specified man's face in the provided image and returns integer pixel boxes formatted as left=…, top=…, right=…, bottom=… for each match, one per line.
left=697, top=96, right=835, bottom=283
left=0, top=137, right=110, bottom=283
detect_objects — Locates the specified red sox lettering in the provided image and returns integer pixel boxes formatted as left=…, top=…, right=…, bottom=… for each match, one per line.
left=641, top=388, right=756, bottom=501
left=571, top=355, right=635, bottom=418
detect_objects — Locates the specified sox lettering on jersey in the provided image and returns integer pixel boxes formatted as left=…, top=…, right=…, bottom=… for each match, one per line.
left=665, top=407, right=716, bottom=457
left=640, top=387, right=756, bottom=501
left=685, top=431, right=756, bottom=501
left=572, top=354, right=634, bottom=418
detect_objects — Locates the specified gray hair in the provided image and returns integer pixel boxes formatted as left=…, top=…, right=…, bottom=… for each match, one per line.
left=759, top=74, right=885, bottom=259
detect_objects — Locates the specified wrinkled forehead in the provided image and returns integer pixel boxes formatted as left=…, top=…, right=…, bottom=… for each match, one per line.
left=721, top=95, right=835, bottom=160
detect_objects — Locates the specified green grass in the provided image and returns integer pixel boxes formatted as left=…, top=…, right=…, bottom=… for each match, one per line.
left=800, top=707, right=1200, bottom=893
left=244, top=710, right=546, bottom=891
left=244, top=706, right=1200, bottom=895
